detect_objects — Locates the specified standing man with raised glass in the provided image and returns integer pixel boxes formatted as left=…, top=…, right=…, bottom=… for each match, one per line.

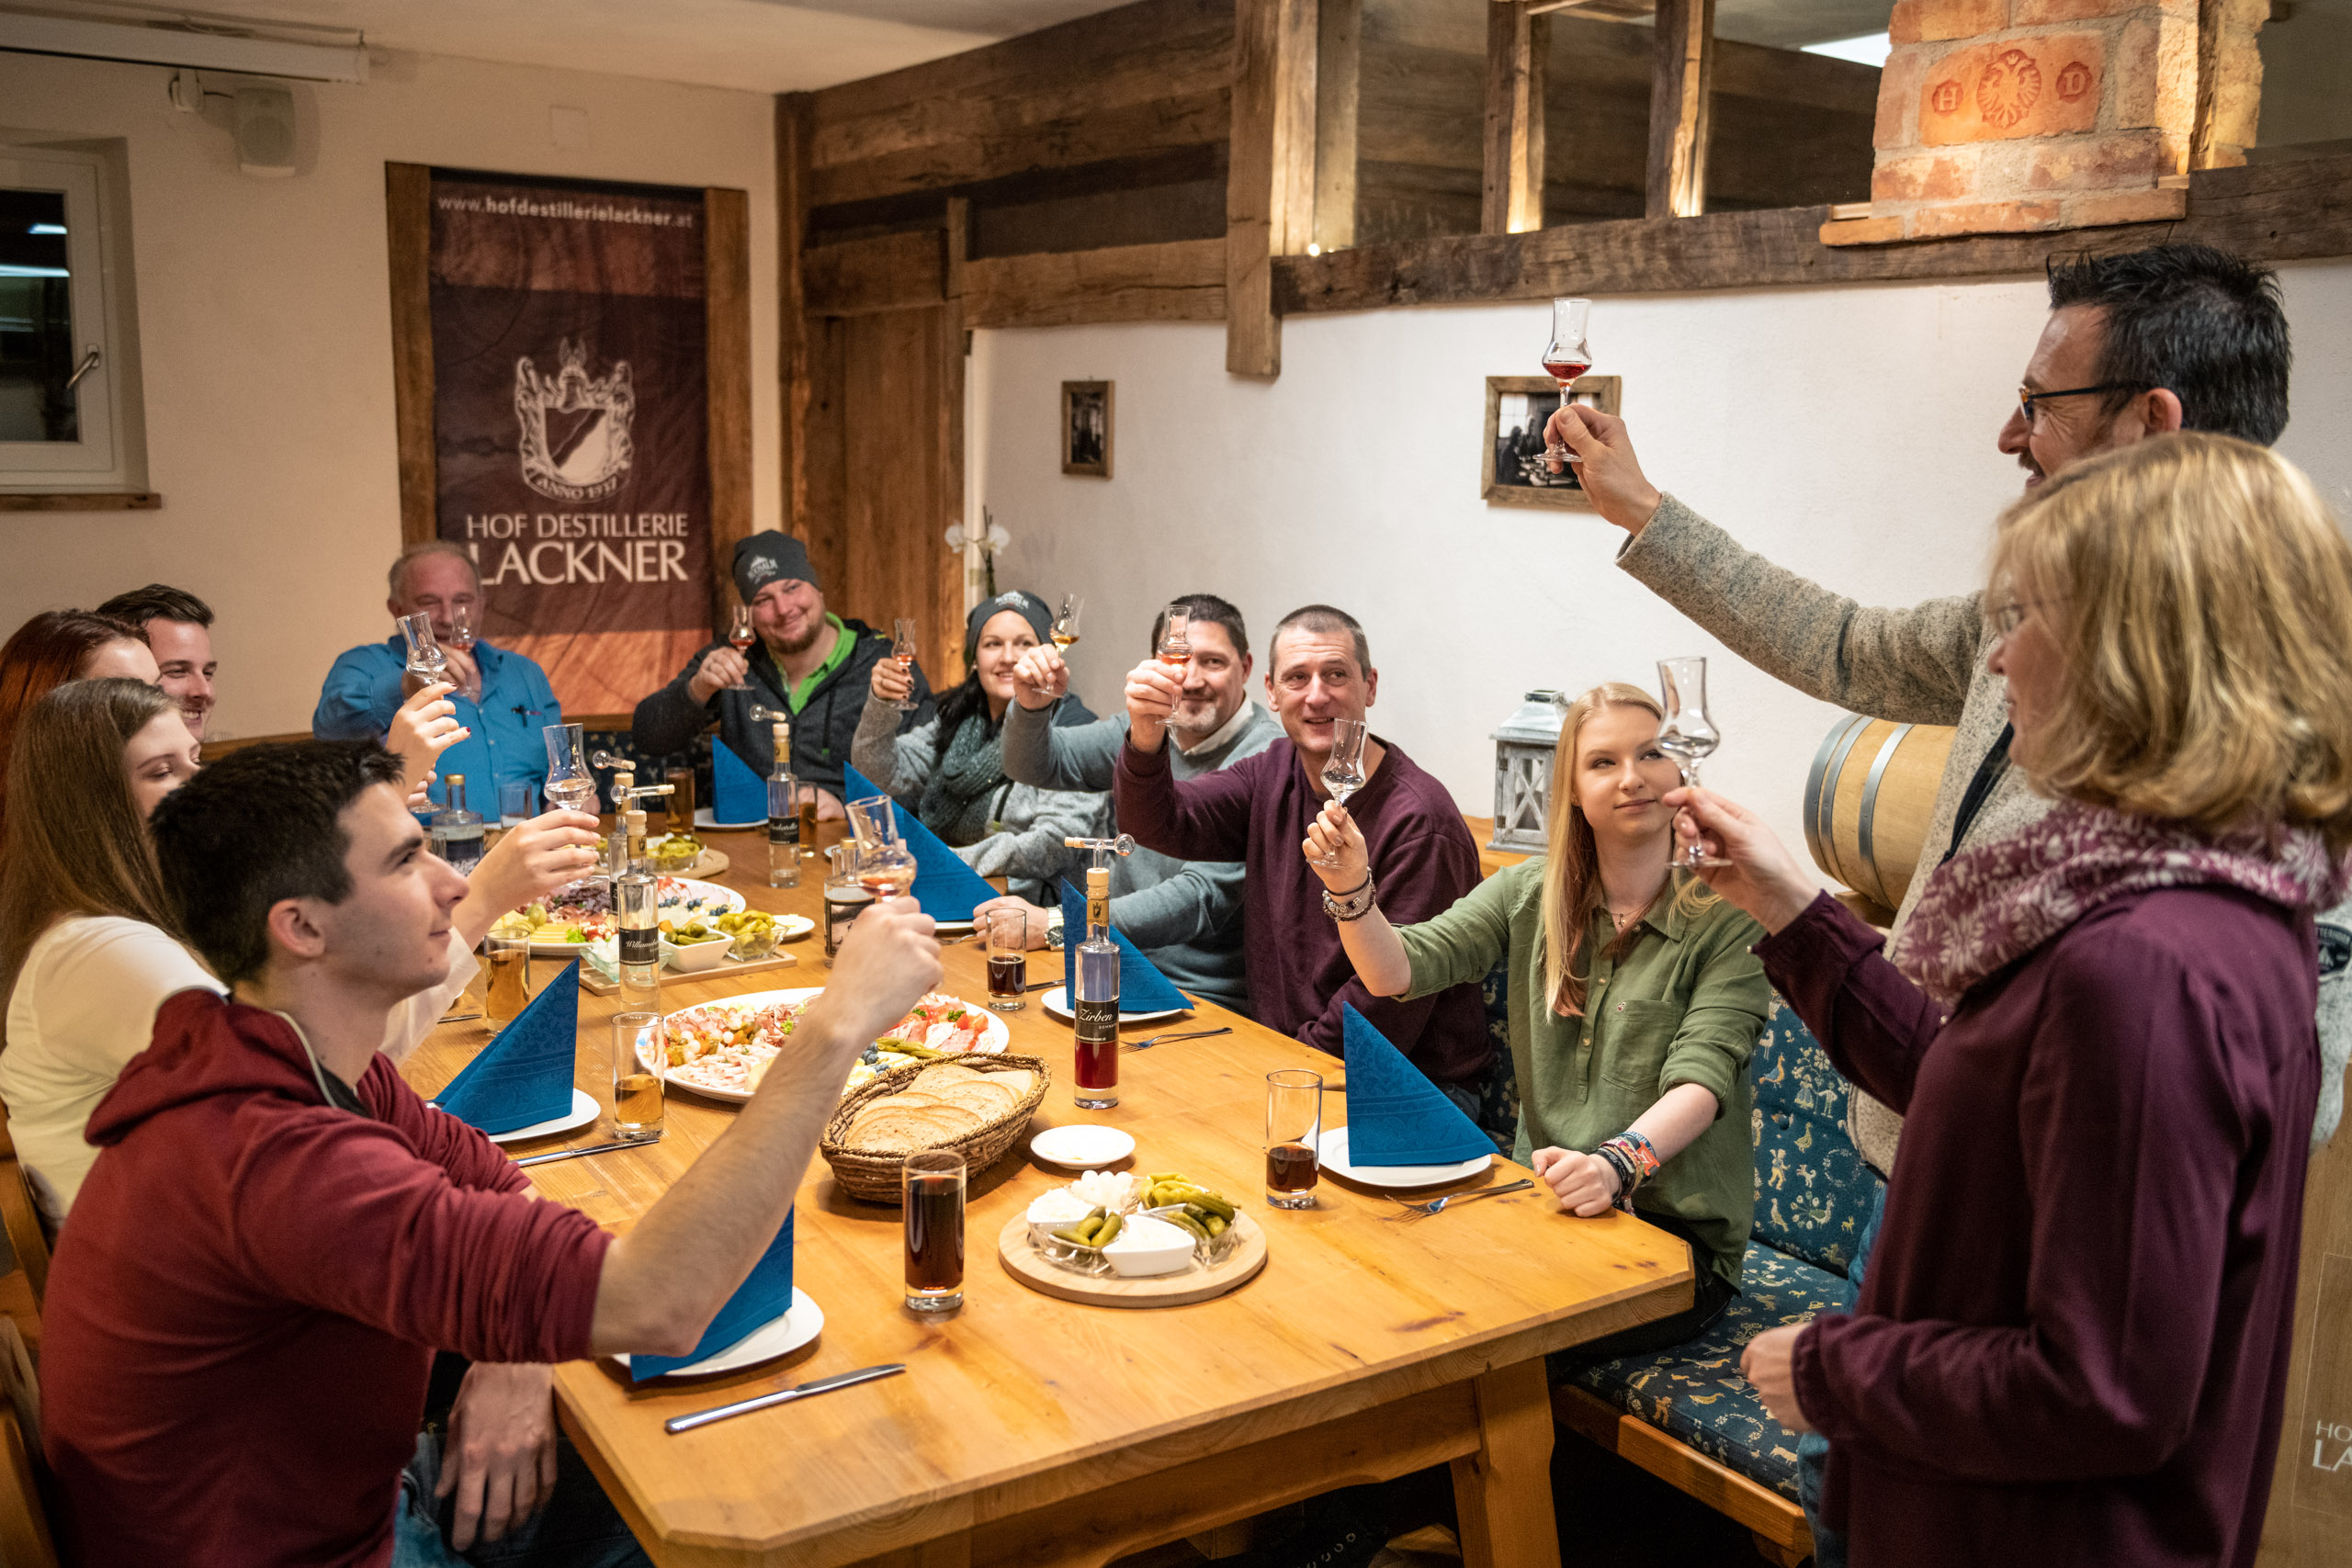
left=1114, top=604, right=1489, bottom=1098
left=1546, top=242, right=2303, bottom=1567
left=631, top=532, right=933, bottom=818
left=976, top=593, right=1281, bottom=1018
left=95, top=584, right=216, bottom=742
left=313, top=541, right=560, bottom=809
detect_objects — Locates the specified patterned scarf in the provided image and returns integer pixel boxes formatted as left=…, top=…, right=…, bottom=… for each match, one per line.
left=1890, top=799, right=2352, bottom=1010
left=916, top=710, right=1006, bottom=847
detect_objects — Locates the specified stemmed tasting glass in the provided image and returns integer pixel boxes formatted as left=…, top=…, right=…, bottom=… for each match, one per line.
left=1539, top=298, right=1593, bottom=468
left=890, top=619, right=921, bottom=712
left=1655, top=656, right=1729, bottom=870
left=1313, top=717, right=1370, bottom=868
left=447, top=602, right=477, bottom=653
left=727, top=606, right=756, bottom=692
left=846, top=795, right=917, bottom=901
left=1051, top=595, right=1082, bottom=650
left=398, top=613, right=447, bottom=688
left=543, top=723, right=597, bottom=816
left=1158, top=605, right=1191, bottom=671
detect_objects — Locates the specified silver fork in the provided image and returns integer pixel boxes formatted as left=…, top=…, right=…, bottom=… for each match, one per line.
left=1126, top=1026, right=1233, bottom=1051
left=1382, top=1178, right=1534, bottom=1222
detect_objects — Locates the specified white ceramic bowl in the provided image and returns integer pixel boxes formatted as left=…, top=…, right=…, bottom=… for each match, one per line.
left=662, top=933, right=733, bottom=973
left=1102, top=1214, right=1195, bottom=1278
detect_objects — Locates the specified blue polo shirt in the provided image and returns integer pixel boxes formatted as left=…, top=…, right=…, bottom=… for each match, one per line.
left=311, top=636, right=561, bottom=811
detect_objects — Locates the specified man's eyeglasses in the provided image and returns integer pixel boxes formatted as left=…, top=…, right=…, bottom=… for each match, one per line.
left=2016, top=383, right=2146, bottom=426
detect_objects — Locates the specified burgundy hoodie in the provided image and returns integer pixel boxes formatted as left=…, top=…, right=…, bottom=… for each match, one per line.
left=41, top=988, right=611, bottom=1568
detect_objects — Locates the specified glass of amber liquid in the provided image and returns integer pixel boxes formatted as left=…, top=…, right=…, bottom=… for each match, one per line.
left=903, top=1150, right=967, bottom=1313
left=481, top=933, right=531, bottom=1033
left=984, top=908, right=1027, bottom=1011
left=666, top=767, right=695, bottom=835
left=612, top=1012, right=665, bottom=1141
left=1265, top=1069, right=1322, bottom=1209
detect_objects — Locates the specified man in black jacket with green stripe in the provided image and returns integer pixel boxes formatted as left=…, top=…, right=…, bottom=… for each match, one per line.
left=631, top=533, right=934, bottom=811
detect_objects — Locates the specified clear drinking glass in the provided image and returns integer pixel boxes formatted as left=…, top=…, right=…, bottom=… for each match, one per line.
left=1157, top=604, right=1192, bottom=671
left=903, top=1150, right=967, bottom=1313
left=612, top=1012, right=665, bottom=1140
left=890, top=618, right=921, bottom=712
left=727, top=606, right=756, bottom=691
left=1051, top=595, right=1082, bottom=650
left=666, top=767, right=696, bottom=836
left=398, top=612, right=447, bottom=686
left=1314, top=717, right=1370, bottom=868
left=542, top=724, right=595, bottom=816
left=984, top=908, right=1028, bottom=1011
left=1656, top=656, right=1729, bottom=870
left=498, top=779, right=533, bottom=829
left=482, top=932, right=532, bottom=1034
left=1265, top=1069, right=1323, bottom=1209
left=1540, top=298, right=1593, bottom=468
left=822, top=840, right=870, bottom=967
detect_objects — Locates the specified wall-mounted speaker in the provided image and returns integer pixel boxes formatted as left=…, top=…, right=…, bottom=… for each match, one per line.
left=232, top=86, right=297, bottom=176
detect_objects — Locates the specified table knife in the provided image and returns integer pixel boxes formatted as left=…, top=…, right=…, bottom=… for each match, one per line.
left=664, top=1362, right=907, bottom=1434
left=514, top=1134, right=662, bottom=1168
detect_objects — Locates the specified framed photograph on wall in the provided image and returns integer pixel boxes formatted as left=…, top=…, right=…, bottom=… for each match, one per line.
left=1062, top=380, right=1113, bottom=478
left=1482, top=375, right=1623, bottom=511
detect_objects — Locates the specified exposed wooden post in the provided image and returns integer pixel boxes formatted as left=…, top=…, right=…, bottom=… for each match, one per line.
left=1227, top=0, right=1317, bottom=378
left=1315, top=0, right=1361, bottom=254
left=703, top=186, right=754, bottom=633
left=775, top=91, right=815, bottom=536
left=1484, top=1, right=1550, bottom=234
left=1646, top=0, right=1715, bottom=219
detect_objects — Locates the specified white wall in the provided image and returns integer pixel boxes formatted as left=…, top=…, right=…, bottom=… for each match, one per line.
left=0, top=47, right=780, bottom=737
left=973, top=261, right=2352, bottom=872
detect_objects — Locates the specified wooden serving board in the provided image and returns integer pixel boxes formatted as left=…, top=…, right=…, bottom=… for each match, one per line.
left=996, top=1211, right=1267, bottom=1308
left=580, top=947, right=797, bottom=996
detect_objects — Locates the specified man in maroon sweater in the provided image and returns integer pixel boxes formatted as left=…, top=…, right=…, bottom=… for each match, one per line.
left=1114, top=604, right=1487, bottom=1087
left=40, top=741, right=942, bottom=1567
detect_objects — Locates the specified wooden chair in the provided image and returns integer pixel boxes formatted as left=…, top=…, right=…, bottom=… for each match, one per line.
left=0, top=1104, right=51, bottom=1313
left=0, top=1315, right=58, bottom=1568
left=1554, top=996, right=1887, bottom=1566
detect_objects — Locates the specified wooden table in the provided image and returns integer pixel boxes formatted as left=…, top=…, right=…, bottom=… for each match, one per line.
left=401, top=826, right=1690, bottom=1568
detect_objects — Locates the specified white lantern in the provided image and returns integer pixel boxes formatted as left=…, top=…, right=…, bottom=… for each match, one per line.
left=1489, top=690, right=1566, bottom=852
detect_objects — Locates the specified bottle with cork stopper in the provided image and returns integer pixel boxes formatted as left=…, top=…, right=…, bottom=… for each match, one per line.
left=767, top=720, right=800, bottom=888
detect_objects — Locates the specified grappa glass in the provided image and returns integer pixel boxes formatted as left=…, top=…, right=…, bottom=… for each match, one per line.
left=1539, top=298, right=1593, bottom=468
left=1656, top=656, right=1729, bottom=870
left=727, top=605, right=756, bottom=691
left=542, top=723, right=596, bottom=816
left=398, top=613, right=447, bottom=687
left=846, top=794, right=917, bottom=901
left=1051, top=595, right=1082, bottom=650
left=1158, top=604, right=1191, bottom=671
left=891, top=618, right=920, bottom=712
left=1314, top=717, right=1369, bottom=868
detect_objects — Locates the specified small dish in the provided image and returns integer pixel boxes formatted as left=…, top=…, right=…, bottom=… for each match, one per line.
left=662, top=933, right=733, bottom=973
left=1029, top=1124, right=1136, bottom=1169
left=1102, top=1213, right=1194, bottom=1278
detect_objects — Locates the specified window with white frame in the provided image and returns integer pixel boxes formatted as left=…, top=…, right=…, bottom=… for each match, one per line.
left=1, top=147, right=137, bottom=491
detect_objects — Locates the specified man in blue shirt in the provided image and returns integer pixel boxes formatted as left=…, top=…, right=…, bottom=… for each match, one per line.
left=313, top=540, right=560, bottom=811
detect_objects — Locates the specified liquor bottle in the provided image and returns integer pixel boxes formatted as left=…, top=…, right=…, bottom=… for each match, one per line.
left=1072, top=865, right=1119, bottom=1109
left=616, top=808, right=660, bottom=1012
left=429, top=773, right=485, bottom=874
left=822, top=841, right=871, bottom=968
left=767, top=720, right=800, bottom=888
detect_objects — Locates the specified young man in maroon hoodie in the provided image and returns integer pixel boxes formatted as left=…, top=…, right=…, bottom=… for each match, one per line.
left=39, top=740, right=942, bottom=1568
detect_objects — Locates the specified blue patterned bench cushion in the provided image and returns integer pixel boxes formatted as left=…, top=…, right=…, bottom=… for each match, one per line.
left=1566, top=1239, right=1848, bottom=1499
left=1475, top=961, right=1521, bottom=1156
left=1750, top=996, right=1884, bottom=1278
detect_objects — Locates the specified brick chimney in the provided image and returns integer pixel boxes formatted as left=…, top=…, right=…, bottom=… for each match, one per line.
left=1822, top=0, right=2242, bottom=243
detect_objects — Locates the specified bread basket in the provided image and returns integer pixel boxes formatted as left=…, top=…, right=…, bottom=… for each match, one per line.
left=819, top=1053, right=1051, bottom=1204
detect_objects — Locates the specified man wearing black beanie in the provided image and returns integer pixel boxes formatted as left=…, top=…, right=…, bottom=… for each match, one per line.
left=630, top=531, right=933, bottom=811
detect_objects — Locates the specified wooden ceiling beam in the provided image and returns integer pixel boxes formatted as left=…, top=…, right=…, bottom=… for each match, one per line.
left=1646, top=0, right=1716, bottom=219
left=1227, top=0, right=1317, bottom=377
left=1485, top=1, right=1550, bottom=234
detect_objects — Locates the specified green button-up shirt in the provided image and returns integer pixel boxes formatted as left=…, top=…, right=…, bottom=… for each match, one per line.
left=1396, top=858, right=1769, bottom=1286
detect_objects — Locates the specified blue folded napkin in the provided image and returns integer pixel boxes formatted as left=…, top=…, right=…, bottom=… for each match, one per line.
left=713, top=738, right=767, bottom=825
left=1340, top=1003, right=1495, bottom=1166
left=1057, top=877, right=1192, bottom=1014
left=842, top=763, right=1000, bottom=922
left=628, top=1209, right=796, bottom=1382
left=433, top=961, right=580, bottom=1136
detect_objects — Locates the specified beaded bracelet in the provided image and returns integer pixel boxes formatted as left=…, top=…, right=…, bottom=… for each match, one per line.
left=1597, top=1130, right=1663, bottom=1212
left=1322, top=874, right=1378, bottom=922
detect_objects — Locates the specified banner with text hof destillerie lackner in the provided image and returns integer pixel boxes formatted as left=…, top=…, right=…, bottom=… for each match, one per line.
left=427, top=170, right=714, bottom=714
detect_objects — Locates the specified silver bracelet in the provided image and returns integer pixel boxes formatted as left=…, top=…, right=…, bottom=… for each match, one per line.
left=1322, top=874, right=1377, bottom=922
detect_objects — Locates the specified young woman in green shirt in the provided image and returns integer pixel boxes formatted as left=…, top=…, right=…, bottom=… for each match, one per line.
left=1306, top=682, right=1770, bottom=1354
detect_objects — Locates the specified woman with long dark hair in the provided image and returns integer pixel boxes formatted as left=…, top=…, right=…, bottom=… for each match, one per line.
left=854, top=590, right=1103, bottom=898
left=1307, top=681, right=1769, bottom=1355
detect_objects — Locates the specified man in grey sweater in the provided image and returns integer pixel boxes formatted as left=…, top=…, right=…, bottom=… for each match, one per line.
left=978, top=593, right=1279, bottom=1017
left=1549, top=243, right=2306, bottom=1568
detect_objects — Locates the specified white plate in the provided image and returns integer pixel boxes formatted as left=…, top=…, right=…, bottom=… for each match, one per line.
left=485, top=1088, right=599, bottom=1145
left=523, top=877, right=745, bottom=955
left=696, top=806, right=765, bottom=831
left=612, top=1287, right=823, bottom=1380
left=1037, top=987, right=1189, bottom=1025
left=1029, top=1124, right=1136, bottom=1168
left=643, top=987, right=1012, bottom=1104
left=1311, top=1123, right=1493, bottom=1189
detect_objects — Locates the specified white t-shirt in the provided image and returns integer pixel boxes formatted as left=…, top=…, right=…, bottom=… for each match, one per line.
left=0, top=916, right=481, bottom=1225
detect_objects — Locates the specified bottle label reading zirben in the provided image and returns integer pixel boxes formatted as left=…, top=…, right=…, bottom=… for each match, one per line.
left=1075, top=997, right=1119, bottom=1044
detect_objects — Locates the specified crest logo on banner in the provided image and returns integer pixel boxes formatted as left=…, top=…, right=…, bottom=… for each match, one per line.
left=514, top=338, right=636, bottom=502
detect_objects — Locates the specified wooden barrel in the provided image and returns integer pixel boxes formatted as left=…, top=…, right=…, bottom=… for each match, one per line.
left=1802, top=716, right=1958, bottom=915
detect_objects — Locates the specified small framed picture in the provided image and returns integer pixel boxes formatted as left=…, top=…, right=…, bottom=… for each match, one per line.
left=1482, top=375, right=1623, bottom=510
left=1062, top=380, right=1113, bottom=478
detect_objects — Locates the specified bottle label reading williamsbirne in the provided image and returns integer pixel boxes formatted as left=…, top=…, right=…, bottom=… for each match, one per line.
left=1075, top=998, right=1118, bottom=1044
left=619, top=926, right=658, bottom=966
left=769, top=814, right=799, bottom=847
